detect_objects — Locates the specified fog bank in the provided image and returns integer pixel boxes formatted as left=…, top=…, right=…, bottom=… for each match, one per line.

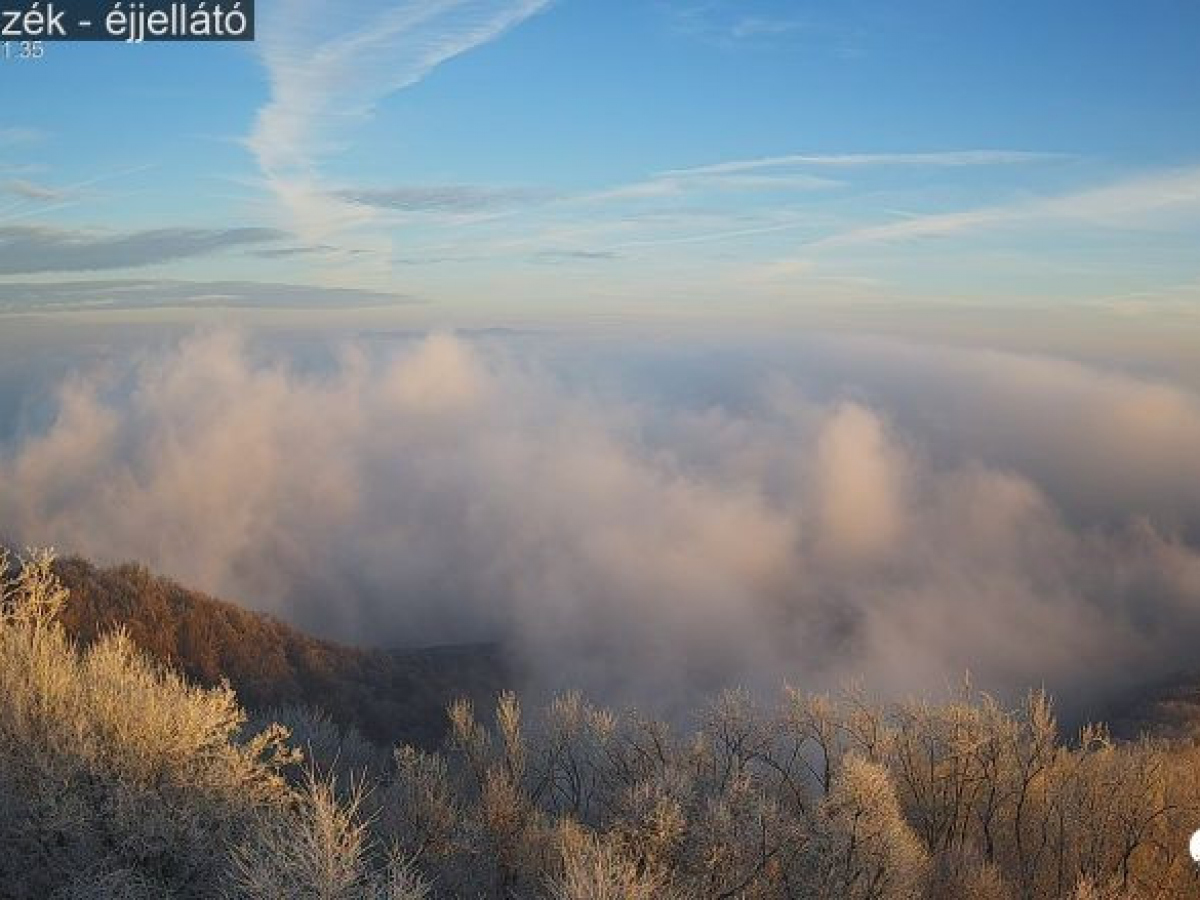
left=2, top=330, right=1199, bottom=712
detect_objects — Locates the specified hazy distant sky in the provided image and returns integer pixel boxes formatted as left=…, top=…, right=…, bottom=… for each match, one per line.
left=1, top=1, right=1198, bottom=359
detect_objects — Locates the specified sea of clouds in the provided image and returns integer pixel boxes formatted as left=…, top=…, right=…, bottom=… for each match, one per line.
left=2, top=328, right=1199, bottom=715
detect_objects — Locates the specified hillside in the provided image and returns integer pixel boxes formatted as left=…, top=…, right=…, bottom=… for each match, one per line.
left=47, top=555, right=1200, bottom=750
left=5, top=551, right=1200, bottom=898
left=51, top=556, right=510, bottom=748
left=4, top=551, right=1200, bottom=897
left=1105, top=671, right=1200, bottom=742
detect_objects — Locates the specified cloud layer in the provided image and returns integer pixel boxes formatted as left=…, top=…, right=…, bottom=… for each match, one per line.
left=0, top=279, right=411, bottom=312
left=0, top=226, right=286, bottom=275
left=2, top=332, right=1199, bottom=714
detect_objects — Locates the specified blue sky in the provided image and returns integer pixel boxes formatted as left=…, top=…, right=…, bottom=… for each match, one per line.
left=2, top=0, right=1199, bottom=338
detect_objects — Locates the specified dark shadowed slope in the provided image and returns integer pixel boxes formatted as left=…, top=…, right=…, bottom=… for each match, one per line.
left=1106, top=670, right=1200, bottom=742
left=51, top=556, right=511, bottom=747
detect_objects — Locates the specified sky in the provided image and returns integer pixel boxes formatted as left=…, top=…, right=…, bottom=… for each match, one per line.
left=1, top=0, right=1198, bottom=357
left=2, top=1, right=1200, bottom=710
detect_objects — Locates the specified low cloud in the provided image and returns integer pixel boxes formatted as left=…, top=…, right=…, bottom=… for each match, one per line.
left=2, top=332, right=1199, bottom=714
left=0, top=226, right=287, bottom=275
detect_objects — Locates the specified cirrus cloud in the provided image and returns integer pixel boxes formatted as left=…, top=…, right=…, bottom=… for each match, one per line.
left=0, top=225, right=287, bottom=275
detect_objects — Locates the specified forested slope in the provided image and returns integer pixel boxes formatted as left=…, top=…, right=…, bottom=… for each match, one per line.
left=4, top=551, right=1200, bottom=898
left=52, top=556, right=508, bottom=747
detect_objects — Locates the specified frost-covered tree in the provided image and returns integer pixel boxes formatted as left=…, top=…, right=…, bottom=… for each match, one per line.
left=6, top=547, right=1200, bottom=899
left=0, top=550, right=418, bottom=900
left=0, top=550, right=295, bottom=898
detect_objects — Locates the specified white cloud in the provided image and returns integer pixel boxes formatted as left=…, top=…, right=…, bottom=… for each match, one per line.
left=249, top=0, right=553, bottom=241
left=3, top=331, right=1200, bottom=712
left=661, top=150, right=1067, bottom=179
left=813, top=404, right=906, bottom=564
left=577, top=171, right=842, bottom=205
left=812, top=164, right=1200, bottom=249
